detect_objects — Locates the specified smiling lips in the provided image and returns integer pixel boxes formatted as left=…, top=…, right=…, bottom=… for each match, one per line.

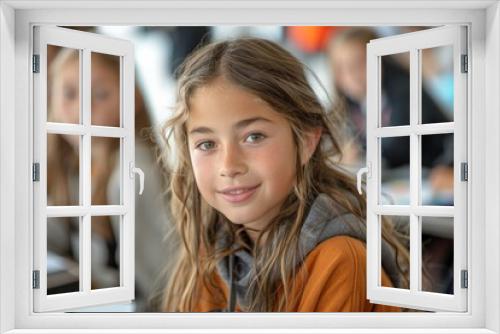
left=218, top=184, right=260, bottom=203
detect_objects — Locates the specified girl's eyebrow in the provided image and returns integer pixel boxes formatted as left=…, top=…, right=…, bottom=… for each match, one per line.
left=188, top=117, right=273, bottom=135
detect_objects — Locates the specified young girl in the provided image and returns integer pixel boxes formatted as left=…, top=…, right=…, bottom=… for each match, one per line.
left=160, top=37, right=409, bottom=312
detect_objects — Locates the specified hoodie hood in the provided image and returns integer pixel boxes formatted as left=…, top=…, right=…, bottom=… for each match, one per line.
left=216, top=193, right=403, bottom=311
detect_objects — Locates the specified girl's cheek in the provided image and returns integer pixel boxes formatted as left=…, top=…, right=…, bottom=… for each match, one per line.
left=259, top=140, right=293, bottom=166
left=262, top=139, right=297, bottom=183
left=190, top=153, right=213, bottom=188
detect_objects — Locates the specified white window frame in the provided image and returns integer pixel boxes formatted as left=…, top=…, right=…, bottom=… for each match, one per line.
left=0, top=1, right=499, bottom=333
left=33, top=26, right=136, bottom=312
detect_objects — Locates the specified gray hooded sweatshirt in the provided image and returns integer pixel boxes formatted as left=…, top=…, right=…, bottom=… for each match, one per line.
left=216, top=193, right=403, bottom=311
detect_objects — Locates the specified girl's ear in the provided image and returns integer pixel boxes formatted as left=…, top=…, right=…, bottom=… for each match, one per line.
left=301, top=127, right=322, bottom=165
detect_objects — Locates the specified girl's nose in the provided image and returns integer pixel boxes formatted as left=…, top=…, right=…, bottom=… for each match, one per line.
left=219, top=144, right=247, bottom=178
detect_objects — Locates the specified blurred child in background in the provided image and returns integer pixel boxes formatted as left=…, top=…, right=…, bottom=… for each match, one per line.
left=327, top=28, right=454, bottom=194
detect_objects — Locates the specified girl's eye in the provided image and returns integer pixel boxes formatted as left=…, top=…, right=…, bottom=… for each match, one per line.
left=196, top=141, right=216, bottom=151
left=245, top=133, right=266, bottom=143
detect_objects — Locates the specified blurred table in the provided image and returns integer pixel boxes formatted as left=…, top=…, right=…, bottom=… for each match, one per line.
left=47, top=251, right=79, bottom=294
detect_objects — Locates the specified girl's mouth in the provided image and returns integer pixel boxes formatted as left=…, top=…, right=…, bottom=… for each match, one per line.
left=218, top=184, right=260, bottom=203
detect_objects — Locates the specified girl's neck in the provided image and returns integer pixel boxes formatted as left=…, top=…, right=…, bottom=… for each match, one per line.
left=246, top=228, right=269, bottom=248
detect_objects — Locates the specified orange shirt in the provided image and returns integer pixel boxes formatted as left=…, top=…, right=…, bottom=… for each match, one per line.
left=193, top=236, right=401, bottom=312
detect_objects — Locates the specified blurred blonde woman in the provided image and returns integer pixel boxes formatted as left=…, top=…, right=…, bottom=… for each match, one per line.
left=47, top=47, right=175, bottom=311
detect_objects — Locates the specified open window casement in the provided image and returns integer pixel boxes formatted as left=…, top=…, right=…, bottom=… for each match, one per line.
left=33, top=26, right=142, bottom=312
left=360, top=25, right=468, bottom=312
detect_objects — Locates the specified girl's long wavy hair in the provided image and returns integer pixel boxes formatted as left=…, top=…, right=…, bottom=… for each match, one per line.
left=161, top=37, right=410, bottom=312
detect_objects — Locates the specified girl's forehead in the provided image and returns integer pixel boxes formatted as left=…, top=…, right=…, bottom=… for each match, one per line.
left=186, top=79, right=284, bottom=130
left=191, top=88, right=267, bottom=109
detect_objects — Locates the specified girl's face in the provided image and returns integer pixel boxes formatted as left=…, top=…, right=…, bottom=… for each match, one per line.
left=186, top=76, right=302, bottom=238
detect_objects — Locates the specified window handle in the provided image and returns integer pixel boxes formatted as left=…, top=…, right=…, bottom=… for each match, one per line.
left=129, top=162, right=145, bottom=195
left=356, top=162, right=371, bottom=195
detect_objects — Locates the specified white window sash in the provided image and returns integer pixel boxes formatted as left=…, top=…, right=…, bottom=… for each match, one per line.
left=366, top=25, right=468, bottom=312
left=32, top=26, right=136, bottom=312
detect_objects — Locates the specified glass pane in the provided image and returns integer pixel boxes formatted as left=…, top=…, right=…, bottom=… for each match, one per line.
left=91, top=52, right=121, bottom=127
left=421, top=216, right=454, bottom=294
left=91, top=137, right=121, bottom=205
left=91, top=216, right=120, bottom=290
left=380, top=52, right=410, bottom=127
left=380, top=136, right=410, bottom=205
left=47, top=45, right=80, bottom=124
left=421, top=133, right=454, bottom=206
left=47, top=217, right=80, bottom=295
left=421, top=45, right=454, bottom=123
left=380, top=215, right=410, bottom=289
left=47, top=134, right=81, bottom=206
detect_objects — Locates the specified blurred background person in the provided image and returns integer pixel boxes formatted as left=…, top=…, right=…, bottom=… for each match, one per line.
left=326, top=27, right=454, bottom=199
left=388, top=26, right=455, bottom=119
left=47, top=44, right=176, bottom=311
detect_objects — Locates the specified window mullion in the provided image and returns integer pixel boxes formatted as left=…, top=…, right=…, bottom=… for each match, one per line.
left=90, top=126, right=127, bottom=138
left=375, top=205, right=454, bottom=217
left=409, top=48, right=421, bottom=292
left=374, top=122, right=455, bottom=138
left=81, top=48, right=92, bottom=294
left=91, top=205, right=127, bottom=216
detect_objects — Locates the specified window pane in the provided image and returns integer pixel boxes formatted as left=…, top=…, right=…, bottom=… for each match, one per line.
left=421, top=216, right=454, bottom=294
left=421, top=133, right=454, bottom=206
left=91, top=137, right=121, bottom=205
left=380, top=136, right=410, bottom=205
left=381, top=215, right=409, bottom=289
left=380, top=52, right=410, bottom=127
left=47, top=217, right=80, bottom=295
left=91, top=52, right=121, bottom=127
left=91, top=216, right=120, bottom=290
left=47, top=45, right=80, bottom=124
left=47, top=134, right=81, bottom=206
left=421, top=46, right=454, bottom=123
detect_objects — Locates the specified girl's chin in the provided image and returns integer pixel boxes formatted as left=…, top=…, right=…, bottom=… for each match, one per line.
left=222, top=215, right=255, bottom=226
left=220, top=211, right=259, bottom=226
